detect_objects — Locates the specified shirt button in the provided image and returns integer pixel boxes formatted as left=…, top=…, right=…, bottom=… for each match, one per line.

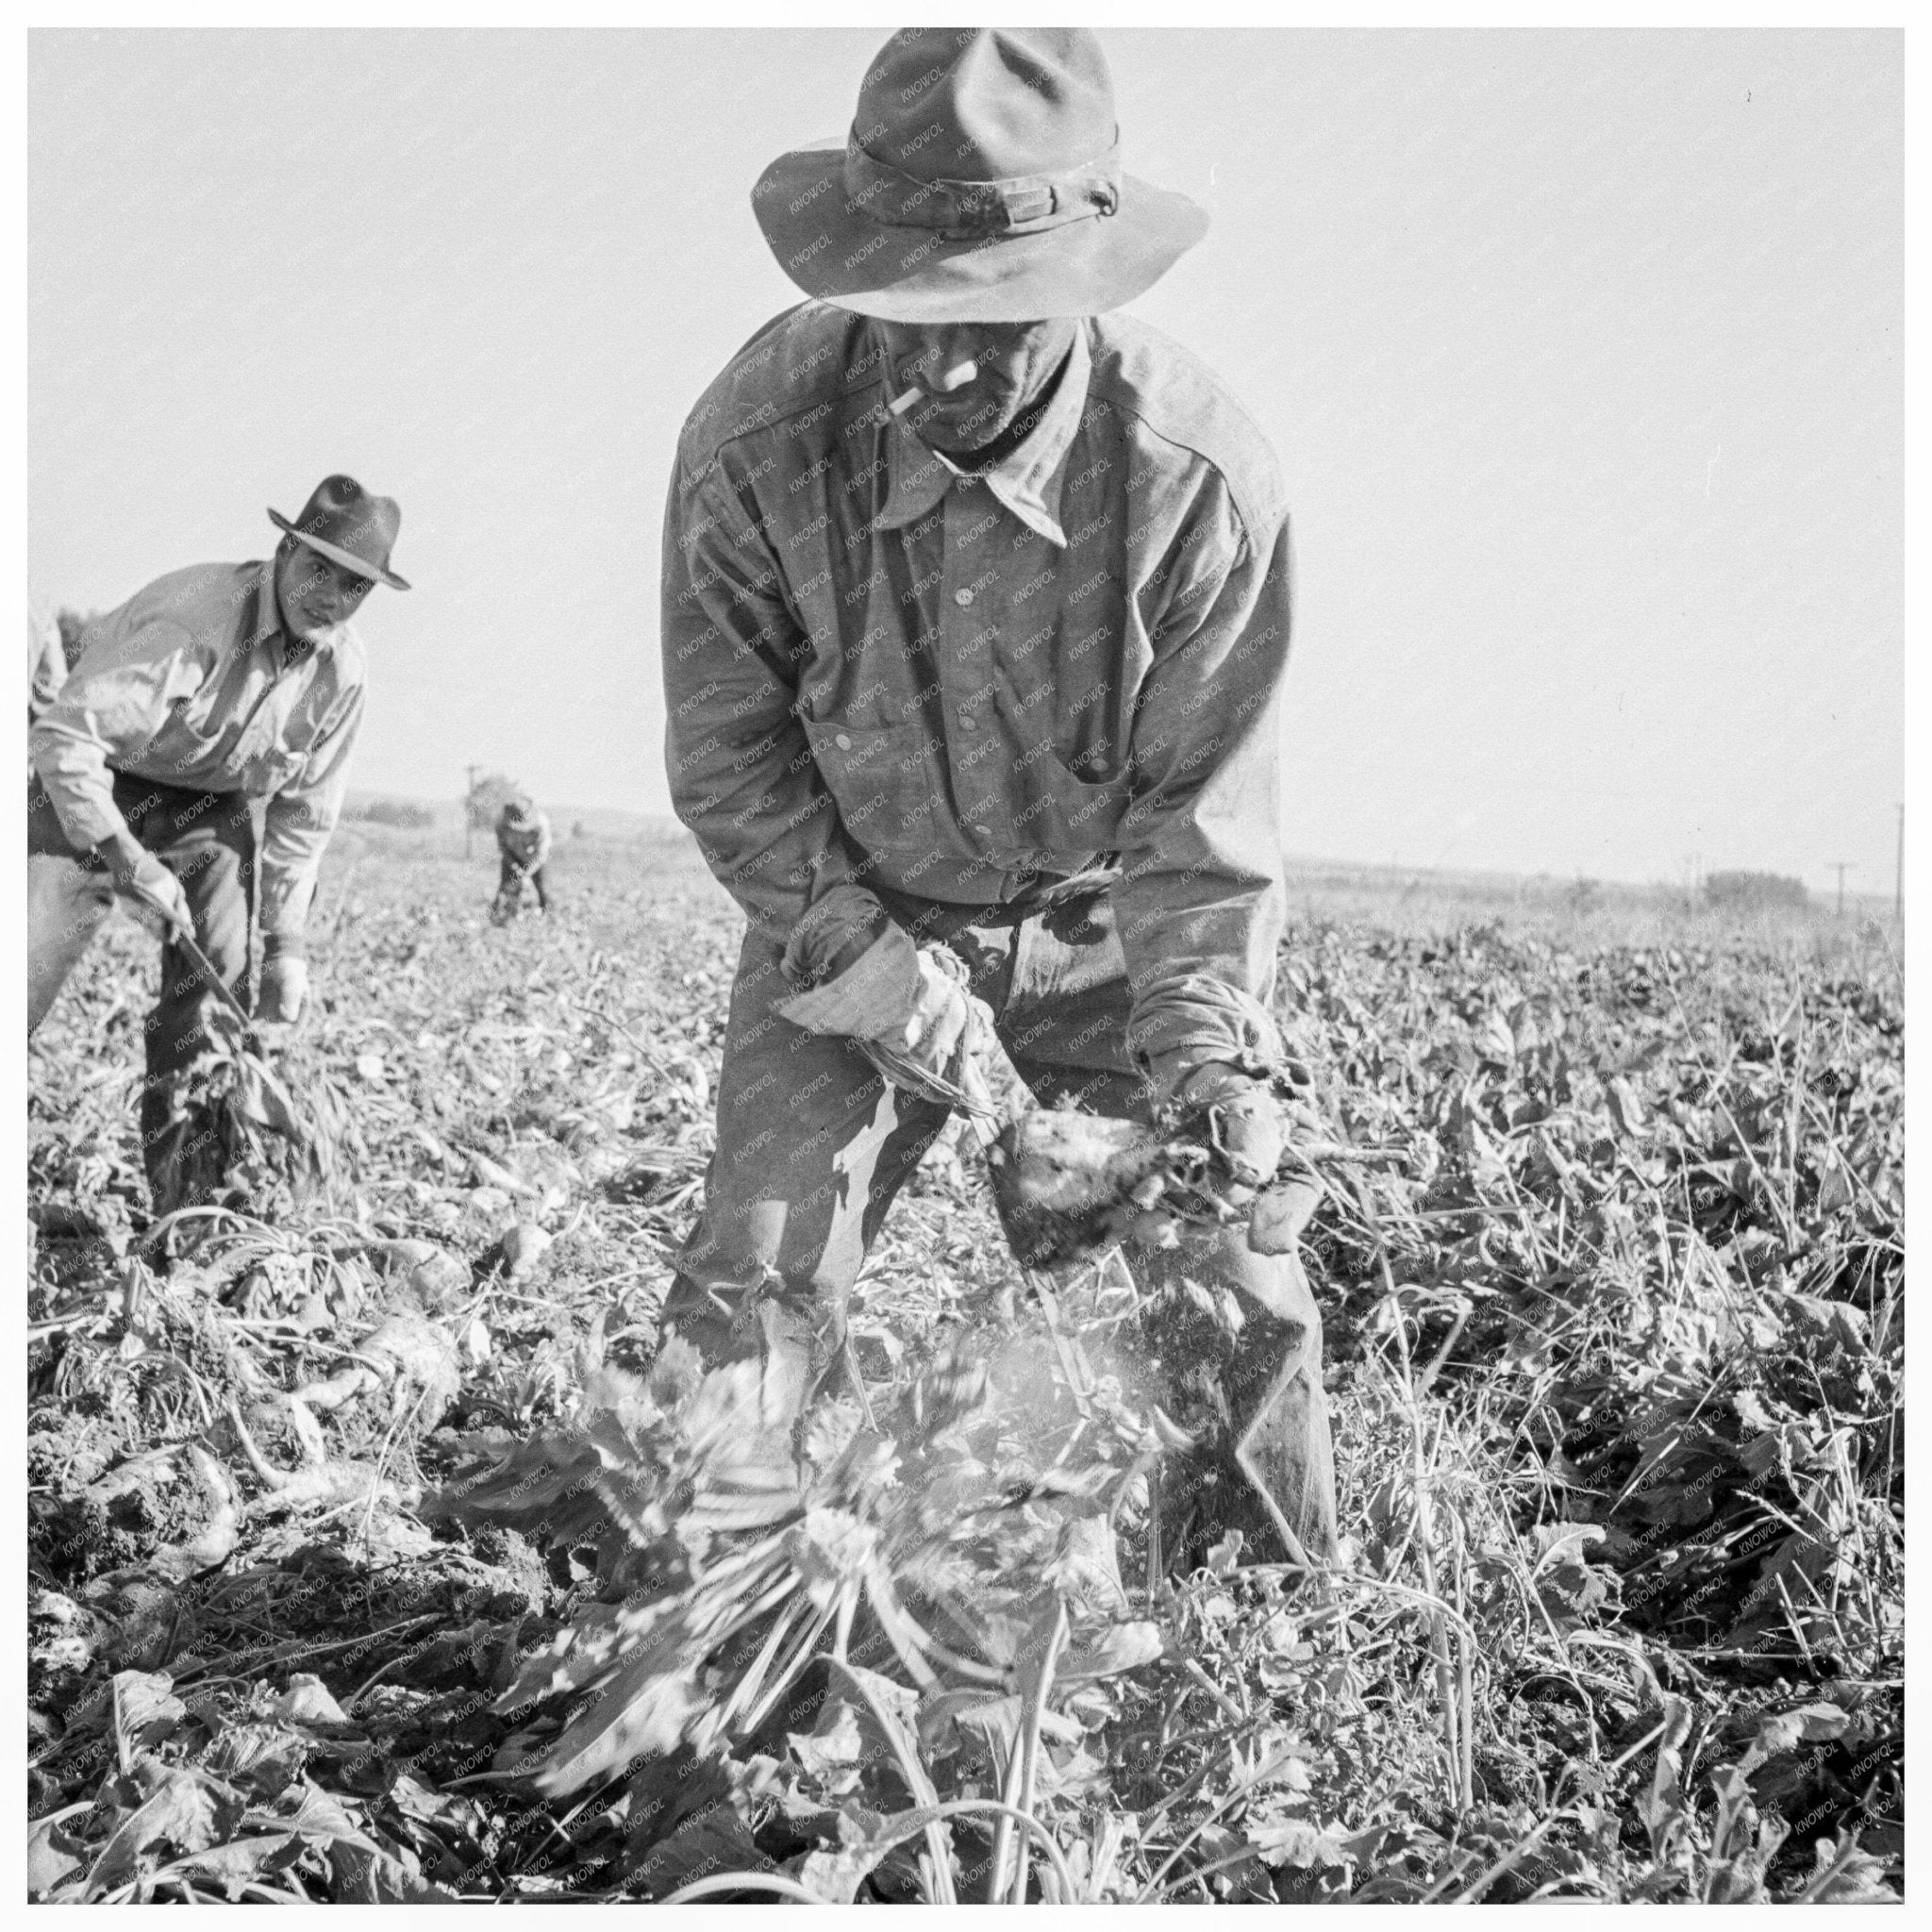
left=835, top=732, right=853, bottom=750
left=959, top=713, right=977, bottom=731
left=954, top=588, right=974, bottom=608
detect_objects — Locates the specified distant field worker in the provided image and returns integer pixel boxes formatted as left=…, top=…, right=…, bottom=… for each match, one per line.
left=491, top=797, right=553, bottom=922
left=28, top=606, right=68, bottom=724
left=26, top=475, right=408, bottom=1189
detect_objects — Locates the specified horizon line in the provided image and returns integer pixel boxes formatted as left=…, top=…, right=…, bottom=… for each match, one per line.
left=341, top=790, right=1891, bottom=904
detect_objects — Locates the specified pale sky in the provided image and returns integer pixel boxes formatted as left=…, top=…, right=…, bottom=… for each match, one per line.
left=28, top=28, right=1901, bottom=893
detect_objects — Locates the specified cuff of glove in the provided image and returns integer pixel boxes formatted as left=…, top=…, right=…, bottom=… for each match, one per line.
left=774, top=920, right=918, bottom=1040
left=1144, top=1041, right=1288, bottom=1108
left=781, top=883, right=890, bottom=989
left=1176, top=1061, right=1261, bottom=1106
left=1129, top=975, right=1287, bottom=1105
left=94, top=827, right=146, bottom=882
left=261, top=930, right=306, bottom=963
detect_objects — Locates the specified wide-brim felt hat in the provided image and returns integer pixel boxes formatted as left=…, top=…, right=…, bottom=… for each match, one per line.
left=753, top=27, right=1208, bottom=323
left=269, top=474, right=409, bottom=591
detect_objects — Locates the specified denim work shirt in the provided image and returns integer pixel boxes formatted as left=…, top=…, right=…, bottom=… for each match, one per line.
left=662, top=303, right=1294, bottom=1091
left=29, top=558, right=367, bottom=945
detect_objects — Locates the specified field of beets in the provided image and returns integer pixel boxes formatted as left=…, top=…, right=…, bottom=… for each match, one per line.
left=26, top=826, right=1904, bottom=1903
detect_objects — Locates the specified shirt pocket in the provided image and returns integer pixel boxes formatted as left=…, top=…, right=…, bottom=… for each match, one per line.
left=1014, top=744, right=1133, bottom=859
left=145, top=702, right=233, bottom=784
left=238, top=746, right=308, bottom=798
left=799, top=717, right=946, bottom=847
left=236, top=696, right=325, bottom=796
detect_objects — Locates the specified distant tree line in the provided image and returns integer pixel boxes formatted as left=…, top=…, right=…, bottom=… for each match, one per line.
left=354, top=798, right=437, bottom=829
left=1702, top=871, right=1808, bottom=910
left=466, top=774, right=526, bottom=831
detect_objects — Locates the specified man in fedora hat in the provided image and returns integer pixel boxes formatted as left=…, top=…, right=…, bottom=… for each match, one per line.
left=660, top=28, right=1337, bottom=1572
left=28, top=475, right=408, bottom=1197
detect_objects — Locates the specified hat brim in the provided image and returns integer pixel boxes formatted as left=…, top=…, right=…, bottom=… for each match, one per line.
left=268, top=509, right=410, bottom=591
left=753, top=143, right=1208, bottom=323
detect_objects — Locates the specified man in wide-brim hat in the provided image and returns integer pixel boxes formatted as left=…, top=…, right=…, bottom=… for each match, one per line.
left=660, top=27, right=1337, bottom=1573
left=28, top=474, right=408, bottom=1205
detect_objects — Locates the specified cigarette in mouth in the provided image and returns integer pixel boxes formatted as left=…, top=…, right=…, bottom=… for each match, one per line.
left=886, top=358, right=980, bottom=417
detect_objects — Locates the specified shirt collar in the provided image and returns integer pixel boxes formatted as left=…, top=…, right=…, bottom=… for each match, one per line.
left=874, top=323, right=1091, bottom=549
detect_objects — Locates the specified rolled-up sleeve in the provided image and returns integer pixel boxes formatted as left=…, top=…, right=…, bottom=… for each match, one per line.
left=259, top=683, right=365, bottom=948
left=1115, top=491, right=1294, bottom=1096
left=662, top=456, right=854, bottom=944
left=28, top=618, right=205, bottom=853
left=28, top=610, right=68, bottom=721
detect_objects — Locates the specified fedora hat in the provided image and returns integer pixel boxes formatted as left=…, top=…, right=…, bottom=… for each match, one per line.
left=753, top=27, right=1208, bottom=323
left=268, top=475, right=409, bottom=591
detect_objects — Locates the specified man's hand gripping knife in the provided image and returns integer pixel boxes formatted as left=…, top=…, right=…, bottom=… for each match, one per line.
left=98, top=827, right=307, bottom=1034
left=99, top=827, right=192, bottom=942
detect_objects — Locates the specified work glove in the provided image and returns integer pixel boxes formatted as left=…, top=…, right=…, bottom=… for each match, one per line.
left=101, top=835, right=192, bottom=941
left=257, top=945, right=308, bottom=1024
left=898, top=947, right=974, bottom=1074
left=1172, top=1061, right=1330, bottom=1257
left=1174, top=1062, right=1289, bottom=1206
left=776, top=917, right=974, bottom=1079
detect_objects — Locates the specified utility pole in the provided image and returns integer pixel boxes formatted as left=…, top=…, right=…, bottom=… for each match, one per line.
left=464, top=763, right=482, bottom=859
left=1833, top=862, right=1852, bottom=918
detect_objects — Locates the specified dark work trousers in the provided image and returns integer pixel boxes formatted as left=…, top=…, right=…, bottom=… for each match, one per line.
left=493, top=854, right=550, bottom=916
left=27, top=774, right=257, bottom=1167
left=661, top=885, right=1340, bottom=1572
